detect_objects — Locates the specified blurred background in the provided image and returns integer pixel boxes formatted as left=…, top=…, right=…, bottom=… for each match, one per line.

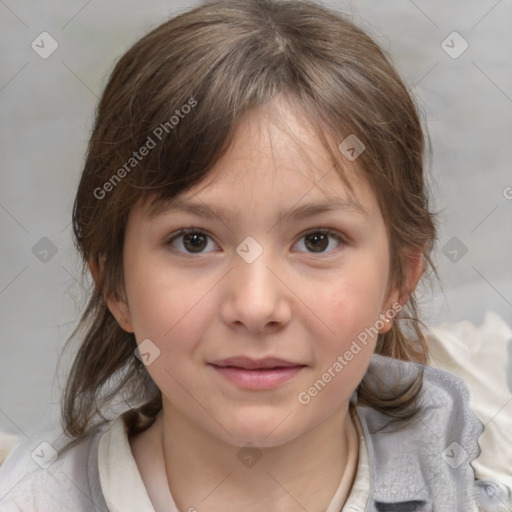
left=1, top=0, right=511, bottom=439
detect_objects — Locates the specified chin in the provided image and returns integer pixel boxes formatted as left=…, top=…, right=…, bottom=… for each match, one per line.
left=221, top=412, right=303, bottom=449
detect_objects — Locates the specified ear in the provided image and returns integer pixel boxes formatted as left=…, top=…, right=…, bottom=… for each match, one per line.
left=88, top=255, right=134, bottom=333
left=380, top=247, right=424, bottom=333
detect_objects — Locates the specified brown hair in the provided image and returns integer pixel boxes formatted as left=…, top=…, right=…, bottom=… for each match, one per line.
left=60, top=0, right=438, bottom=448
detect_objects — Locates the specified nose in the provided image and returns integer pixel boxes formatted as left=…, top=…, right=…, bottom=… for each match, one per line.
left=219, top=250, right=292, bottom=334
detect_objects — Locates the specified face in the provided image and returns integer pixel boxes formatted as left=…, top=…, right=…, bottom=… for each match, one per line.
left=108, top=96, right=406, bottom=448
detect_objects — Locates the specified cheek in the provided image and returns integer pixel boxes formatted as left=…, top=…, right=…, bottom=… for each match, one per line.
left=123, top=255, right=215, bottom=344
left=303, top=285, right=382, bottom=410
left=312, top=253, right=389, bottom=370
left=324, top=262, right=388, bottom=331
left=126, top=275, right=216, bottom=396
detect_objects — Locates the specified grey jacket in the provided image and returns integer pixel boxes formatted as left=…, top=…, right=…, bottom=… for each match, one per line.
left=0, top=354, right=510, bottom=511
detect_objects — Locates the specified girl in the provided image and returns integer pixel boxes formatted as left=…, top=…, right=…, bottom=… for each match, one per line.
left=0, top=0, right=510, bottom=510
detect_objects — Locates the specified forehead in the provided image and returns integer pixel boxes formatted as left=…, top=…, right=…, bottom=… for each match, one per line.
left=145, top=95, right=381, bottom=222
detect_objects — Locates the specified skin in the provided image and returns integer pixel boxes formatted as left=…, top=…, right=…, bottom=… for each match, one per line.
left=103, top=95, right=424, bottom=511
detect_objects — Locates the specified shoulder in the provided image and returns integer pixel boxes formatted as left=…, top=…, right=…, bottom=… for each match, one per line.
left=0, top=421, right=111, bottom=512
left=355, top=353, right=511, bottom=511
left=360, top=352, right=485, bottom=449
left=367, top=351, right=483, bottom=423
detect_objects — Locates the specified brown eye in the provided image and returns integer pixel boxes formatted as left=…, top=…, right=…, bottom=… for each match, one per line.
left=183, top=232, right=208, bottom=252
left=294, top=229, right=344, bottom=254
left=167, top=229, right=218, bottom=254
left=304, top=232, right=329, bottom=252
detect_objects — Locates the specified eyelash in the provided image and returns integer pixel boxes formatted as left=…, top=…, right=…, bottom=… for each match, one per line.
left=164, top=227, right=347, bottom=256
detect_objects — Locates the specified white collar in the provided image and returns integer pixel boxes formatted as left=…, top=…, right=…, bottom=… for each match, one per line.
left=98, top=407, right=369, bottom=512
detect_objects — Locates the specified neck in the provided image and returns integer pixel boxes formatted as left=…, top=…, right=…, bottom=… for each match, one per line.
left=161, top=401, right=358, bottom=512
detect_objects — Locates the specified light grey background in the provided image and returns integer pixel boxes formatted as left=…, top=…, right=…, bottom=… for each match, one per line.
left=1, top=0, right=511, bottom=439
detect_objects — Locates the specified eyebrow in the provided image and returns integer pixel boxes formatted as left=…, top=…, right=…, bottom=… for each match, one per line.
left=148, top=196, right=368, bottom=223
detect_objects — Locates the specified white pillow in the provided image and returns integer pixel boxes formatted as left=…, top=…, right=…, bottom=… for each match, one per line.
left=426, top=311, right=512, bottom=491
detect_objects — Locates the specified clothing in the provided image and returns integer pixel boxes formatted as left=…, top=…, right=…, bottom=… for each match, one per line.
left=98, top=400, right=369, bottom=512
left=0, top=405, right=370, bottom=512
left=425, top=311, right=512, bottom=492
left=0, top=353, right=510, bottom=512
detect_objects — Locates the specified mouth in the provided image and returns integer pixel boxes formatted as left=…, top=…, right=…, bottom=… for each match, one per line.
left=208, top=356, right=307, bottom=390
left=209, top=356, right=305, bottom=370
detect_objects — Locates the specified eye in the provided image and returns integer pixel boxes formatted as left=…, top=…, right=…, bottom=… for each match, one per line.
left=165, top=228, right=345, bottom=255
left=293, top=229, right=345, bottom=254
left=165, top=229, right=219, bottom=254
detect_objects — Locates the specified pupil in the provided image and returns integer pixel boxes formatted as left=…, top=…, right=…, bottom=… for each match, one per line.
left=184, top=233, right=206, bottom=252
left=306, top=233, right=327, bottom=252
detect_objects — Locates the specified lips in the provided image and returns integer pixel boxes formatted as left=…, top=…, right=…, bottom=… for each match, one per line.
left=209, top=356, right=304, bottom=370
left=208, top=356, right=306, bottom=390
